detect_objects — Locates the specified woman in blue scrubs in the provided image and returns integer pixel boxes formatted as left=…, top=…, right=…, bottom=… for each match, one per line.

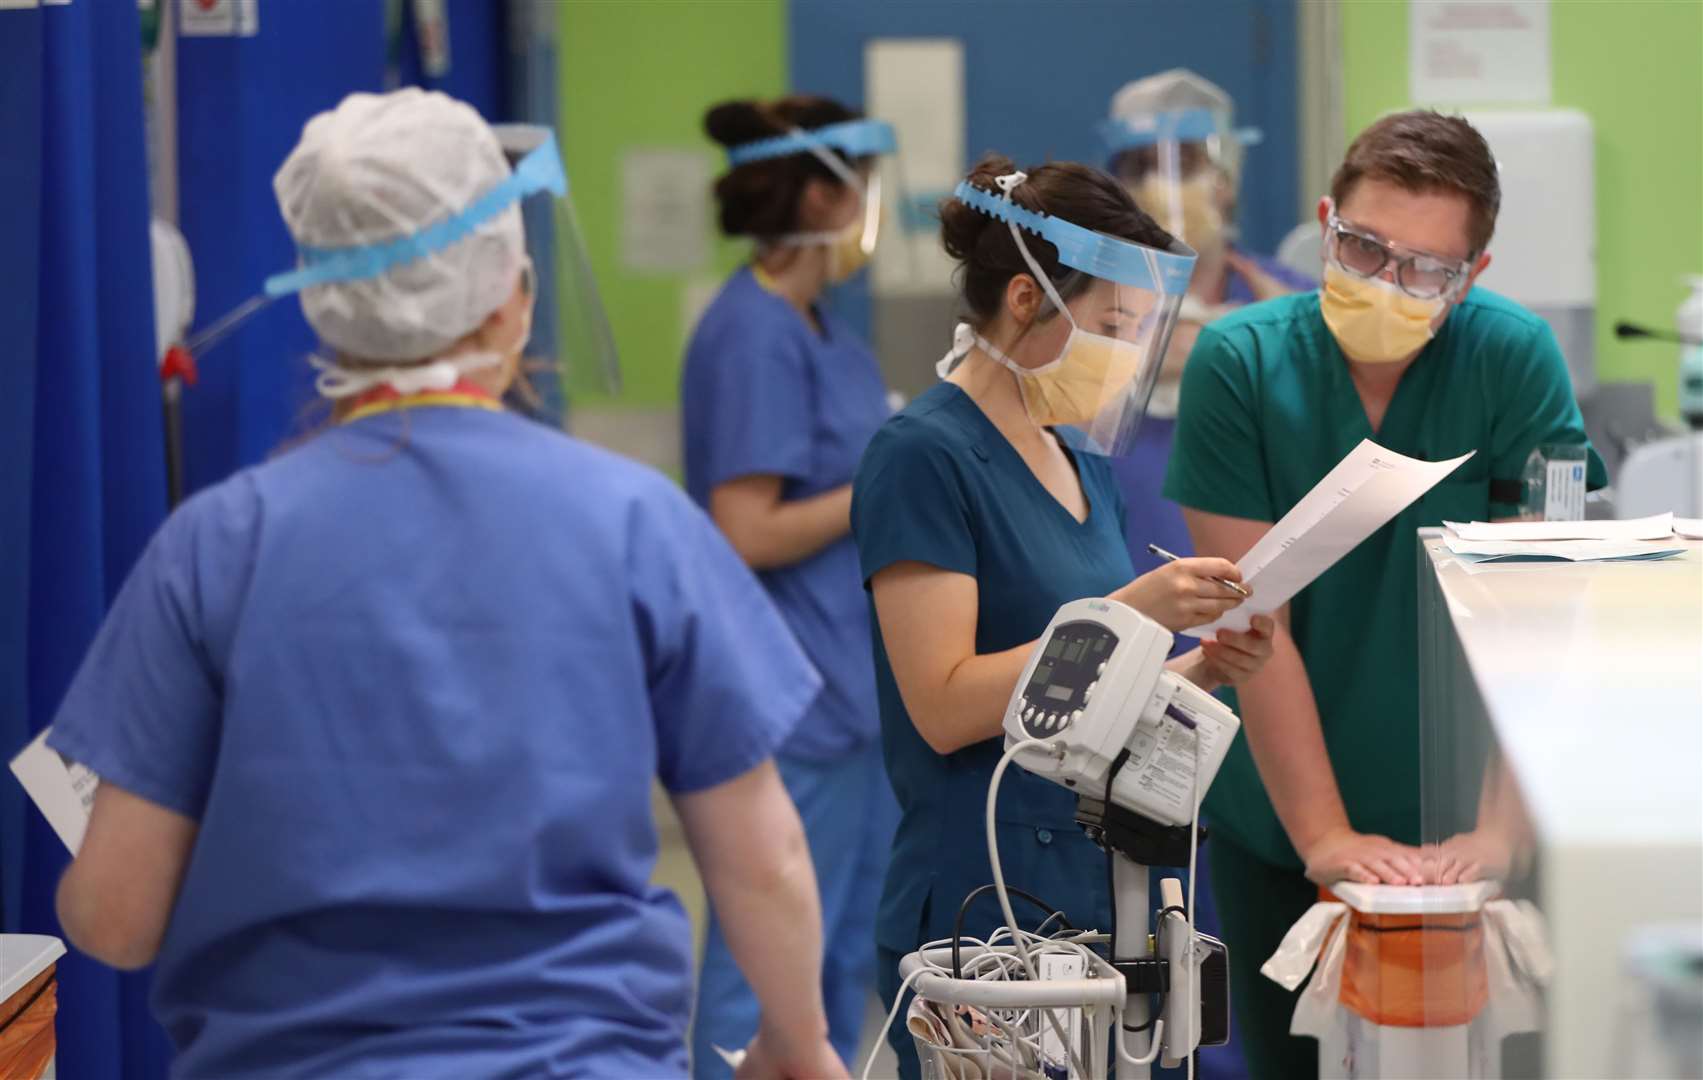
left=682, top=95, right=899, bottom=1077
left=47, top=90, right=846, bottom=1079
left=852, top=155, right=1277, bottom=1079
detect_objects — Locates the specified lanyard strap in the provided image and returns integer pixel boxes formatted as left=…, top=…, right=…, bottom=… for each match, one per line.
left=340, top=380, right=501, bottom=425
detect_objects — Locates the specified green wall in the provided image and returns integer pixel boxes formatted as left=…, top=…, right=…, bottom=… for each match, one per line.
left=1342, top=1, right=1703, bottom=420
left=559, top=1, right=786, bottom=409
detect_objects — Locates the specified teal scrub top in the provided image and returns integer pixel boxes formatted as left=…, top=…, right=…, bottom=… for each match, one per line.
left=852, top=382, right=1134, bottom=954
left=1164, top=288, right=1605, bottom=868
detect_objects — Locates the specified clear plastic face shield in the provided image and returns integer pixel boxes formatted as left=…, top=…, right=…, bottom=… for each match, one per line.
left=724, top=118, right=900, bottom=282
left=943, top=178, right=1197, bottom=457
left=262, top=127, right=620, bottom=406
left=493, top=124, right=621, bottom=420
left=1100, top=106, right=1259, bottom=265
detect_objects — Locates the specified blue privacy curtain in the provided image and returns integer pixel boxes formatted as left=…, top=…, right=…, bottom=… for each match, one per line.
left=1, top=2, right=509, bottom=1074
left=0, top=2, right=174, bottom=1078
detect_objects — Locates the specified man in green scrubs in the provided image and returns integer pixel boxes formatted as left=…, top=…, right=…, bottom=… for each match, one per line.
left=1164, top=110, right=1605, bottom=1077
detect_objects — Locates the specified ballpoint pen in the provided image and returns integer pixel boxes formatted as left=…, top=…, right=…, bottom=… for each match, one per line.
left=1146, top=543, right=1251, bottom=598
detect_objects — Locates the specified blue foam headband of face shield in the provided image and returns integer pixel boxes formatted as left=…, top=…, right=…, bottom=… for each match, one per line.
left=1098, top=107, right=1264, bottom=154
left=263, top=130, right=569, bottom=298
left=950, top=180, right=1197, bottom=295
left=724, top=118, right=898, bottom=168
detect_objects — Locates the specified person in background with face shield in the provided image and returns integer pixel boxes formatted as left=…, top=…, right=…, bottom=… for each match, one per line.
left=1101, top=68, right=1315, bottom=578
left=1100, top=68, right=1314, bottom=1080
left=46, top=89, right=847, bottom=1080
left=853, top=153, right=1279, bottom=1080
left=682, top=96, right=899, bottom=1078
left=1164, top=111, right=1605, bottom=1079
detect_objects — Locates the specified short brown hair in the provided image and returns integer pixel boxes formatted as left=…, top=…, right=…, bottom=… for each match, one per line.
left=1330, top=110, right=1500, bottom=254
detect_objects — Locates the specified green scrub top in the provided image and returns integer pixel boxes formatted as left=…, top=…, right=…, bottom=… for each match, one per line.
left=852, top=382, right=1136, bottom=955
left=1164, top=288, right=1604, bottom=868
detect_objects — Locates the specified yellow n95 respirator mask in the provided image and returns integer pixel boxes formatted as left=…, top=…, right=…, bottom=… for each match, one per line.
left=1319, top=265, right=1448, bottom=364
left=1130, top=172, right=1226, bottom=262
left=823, top=196, right=883, bottom=284
left=940, top=319, right=1145, bottom=429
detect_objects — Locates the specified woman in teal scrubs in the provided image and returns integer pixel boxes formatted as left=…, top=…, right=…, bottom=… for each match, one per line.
left=851, top=154, right=1277, bottom=1079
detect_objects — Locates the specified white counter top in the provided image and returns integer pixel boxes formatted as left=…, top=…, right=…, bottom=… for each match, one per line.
left=1422, top=536, right=1703, bottom=1076
left=1423, top=538, right=1703, bottom=849
left=0, top=934, right=64, bottom=1004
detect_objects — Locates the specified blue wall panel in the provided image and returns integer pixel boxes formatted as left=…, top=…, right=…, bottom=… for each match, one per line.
left=788, top=0, right=1300, bottom=338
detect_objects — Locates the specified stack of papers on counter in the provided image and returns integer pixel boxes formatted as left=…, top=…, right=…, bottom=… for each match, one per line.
left=1442, top=513, right=1686, bottom=563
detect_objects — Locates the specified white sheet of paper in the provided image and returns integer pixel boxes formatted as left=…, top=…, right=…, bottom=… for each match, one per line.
left=1445, top=535, right=1686, bottom=562
left=8, top=727, right=99, bottom=854
left=1443, top=513, right=1673, bottom=542
left=1186, top=440, right=1474, bottom=638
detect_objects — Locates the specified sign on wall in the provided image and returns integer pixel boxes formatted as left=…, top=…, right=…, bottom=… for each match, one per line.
left=619, top=147, right=711, bottom=274
left=1410, top=0, right=1551, bottom=105
left=865, top=37, right=964, bottom=298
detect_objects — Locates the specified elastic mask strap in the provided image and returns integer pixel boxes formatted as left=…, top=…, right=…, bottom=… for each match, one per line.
left=312, top=350, right=504, bottom=400
left=995, top=171, right=1080, bottom=338
left=933, top=320, right=1056, bottom=383
left=768, top=132, right=868, bottom=252
left=936, top=322, right=977, bottom=379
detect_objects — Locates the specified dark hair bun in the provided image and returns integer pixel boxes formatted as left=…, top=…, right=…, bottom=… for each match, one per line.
left=703, top=95, right=862, bottom=238
left=703, top=101, right=774, bottom=150
left=939, top=153, right=1019, bottom=261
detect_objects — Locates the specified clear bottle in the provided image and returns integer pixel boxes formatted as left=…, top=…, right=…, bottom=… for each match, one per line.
left=1520, top=444, right=1588, bottom=521
left=1679, top=276, right=1703, bottom=429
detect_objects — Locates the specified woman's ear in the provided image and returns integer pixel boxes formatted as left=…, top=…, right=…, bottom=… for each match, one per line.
left=1003, top=273, right=1043, bottom=326
left=797, top=176, right=841, bottom=232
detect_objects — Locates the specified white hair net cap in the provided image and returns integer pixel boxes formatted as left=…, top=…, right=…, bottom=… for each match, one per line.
left=1110, top=68, right=1235, bottom=121
left=273, top=88, right=525, bottom=362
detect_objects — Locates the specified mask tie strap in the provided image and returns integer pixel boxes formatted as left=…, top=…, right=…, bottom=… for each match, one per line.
left=936, top=322, right=977, bottom=378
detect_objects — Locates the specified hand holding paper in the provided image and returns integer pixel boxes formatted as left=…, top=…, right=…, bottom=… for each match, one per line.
left=1187, top=439, right=1473, bottom=638
left=9, top=727, right=99, bottom=854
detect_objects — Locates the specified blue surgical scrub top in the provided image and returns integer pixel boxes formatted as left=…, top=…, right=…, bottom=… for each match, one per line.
left=48, top=403, right=821, bottom=1078
left=682, top=267, right=891, bottom=762
left=851, top=383, right=1134, bottom=954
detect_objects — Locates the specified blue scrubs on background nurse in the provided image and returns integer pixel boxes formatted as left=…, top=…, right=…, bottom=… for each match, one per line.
left=851, top=153, right=1278, bottom=1080
left=682, top=96, right=900, bottom=1077
left=45, top=89, right=848, bottom=1080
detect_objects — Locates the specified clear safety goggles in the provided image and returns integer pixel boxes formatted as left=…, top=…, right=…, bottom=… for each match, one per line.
left=948, top=178, right=1197, bottom=457
left=725, top=118, right=900, bottom=269
left=264, top=126, right=620, bottom=408
left=1324, top=204, right=1473, bottom=301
